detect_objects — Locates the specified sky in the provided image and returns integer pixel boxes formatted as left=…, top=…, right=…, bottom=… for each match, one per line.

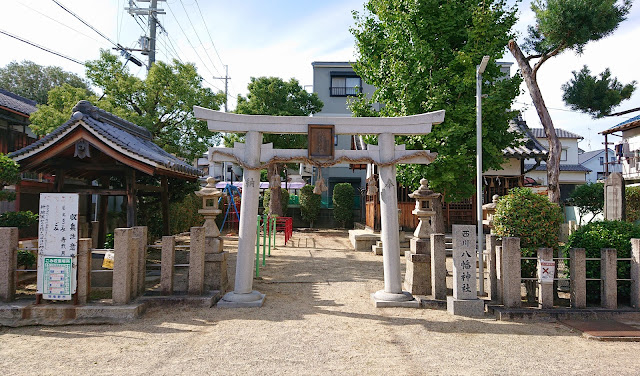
left=1, top=0, right=639, bottom=152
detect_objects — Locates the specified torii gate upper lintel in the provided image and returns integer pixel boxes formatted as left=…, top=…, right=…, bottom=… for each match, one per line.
left=194, top=106, right=445, bottom=307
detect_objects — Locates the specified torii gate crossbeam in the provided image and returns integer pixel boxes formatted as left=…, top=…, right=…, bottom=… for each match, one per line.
left=194, top=106, right=445, bottom=308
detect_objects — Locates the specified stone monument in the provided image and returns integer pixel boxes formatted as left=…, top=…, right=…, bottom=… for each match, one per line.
left=195, top=177, right=228, bottom=292
left=403, top=179, right=440, bottom=295
left=447, top=224, right=485, bottom=316
left=604, top=172, right=625, bottom=220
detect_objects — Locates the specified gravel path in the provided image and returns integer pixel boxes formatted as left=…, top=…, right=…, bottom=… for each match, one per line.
left=1, top=230, right=639, bottom=375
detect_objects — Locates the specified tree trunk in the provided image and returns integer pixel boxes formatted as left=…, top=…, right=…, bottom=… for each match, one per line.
left=267, top=163, right=283, bottom=216
left=508, top=40, right=562, bottom=204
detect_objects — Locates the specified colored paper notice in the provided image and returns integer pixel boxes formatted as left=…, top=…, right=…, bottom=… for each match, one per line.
left=42, top=257, right=73, bottom=300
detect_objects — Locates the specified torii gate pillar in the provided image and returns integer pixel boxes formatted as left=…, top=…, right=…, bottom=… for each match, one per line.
left=372, top=133, right=416, bottom=306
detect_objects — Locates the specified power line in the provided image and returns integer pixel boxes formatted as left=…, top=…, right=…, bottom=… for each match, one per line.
left=165, top=1, right=217, bottom=79
left=178, top=0, right=221, bottom=75
left=51, top=0, right=120, bottom=48
left=15, top=0, right=104, bottom=45
left=194, top=0, right=225, bottom=68
left=0, top=29, right=84, bottom=65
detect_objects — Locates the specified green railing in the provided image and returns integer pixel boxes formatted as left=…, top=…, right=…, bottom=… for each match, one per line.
left=255, top=214, right=277, bottom=278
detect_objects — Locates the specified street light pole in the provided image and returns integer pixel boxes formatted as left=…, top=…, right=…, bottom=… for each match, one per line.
left=476, top=55, right=490, bottom=297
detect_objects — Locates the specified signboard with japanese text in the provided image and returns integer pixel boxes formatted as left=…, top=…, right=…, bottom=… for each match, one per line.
left=36, top=193, right=79, bottom=300
left=538, top=260, right=555, bottom=284
left=452, top=224, right=477, bottom=300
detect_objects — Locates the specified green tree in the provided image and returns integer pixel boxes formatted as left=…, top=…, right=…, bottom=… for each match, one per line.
left=235, top=76, right=323, bottom=216
left=30, top=50, right=225, bottom=161
left=568, top=182, right=604, bottom=224
left=0, top=60, right=91, bottom=104
left=0, top=155, right=38, bottom=230
left=350, top=0, right=522, bottom=202
left=508, top=0, right=632, bottom=204
left=562, top=66, right=636, bottom=118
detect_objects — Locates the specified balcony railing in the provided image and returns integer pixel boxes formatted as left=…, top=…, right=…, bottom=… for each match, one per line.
left=330, top=86, right=362, bottom=97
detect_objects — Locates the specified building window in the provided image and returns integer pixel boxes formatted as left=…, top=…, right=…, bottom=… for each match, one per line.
left=330, top=72, right=362, bottom=97
left=599, top=156, right=604, bottom=165
left=560, top=149, right=568, bottom=161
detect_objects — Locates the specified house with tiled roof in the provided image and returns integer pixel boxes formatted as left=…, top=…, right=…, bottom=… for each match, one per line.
left=0, top=88, right=38, bottom=154
left=578, top=148, right=620, bottom=183
left=524, top=127, right=590, bottom=201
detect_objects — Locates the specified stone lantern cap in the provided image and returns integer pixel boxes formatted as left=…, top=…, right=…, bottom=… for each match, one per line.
left=195, top=177, right=223, bottom=199
left=482, top=194, right=500, bottom=211
left=409, top=179, right=440, bottom=200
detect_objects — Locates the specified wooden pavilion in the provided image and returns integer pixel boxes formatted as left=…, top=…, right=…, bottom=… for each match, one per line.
left=9, top=100, right=203, bottom=243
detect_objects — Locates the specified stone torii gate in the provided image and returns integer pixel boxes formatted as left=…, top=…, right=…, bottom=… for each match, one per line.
left=194, top=106, right=445, bottom=307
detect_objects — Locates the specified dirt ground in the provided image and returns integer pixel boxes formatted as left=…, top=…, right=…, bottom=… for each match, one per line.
left=1, top=229, right=640, bottom=375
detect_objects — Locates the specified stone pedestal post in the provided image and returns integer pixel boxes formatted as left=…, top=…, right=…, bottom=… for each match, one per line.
left=161, top=236, right=175, bottom=295
left=537, top=248, right=554, bottom=309
left=218, top=131, right=265, bottom=307
left=133, top=226, right=147, bottom=296
left=205, top=236, right=228, bottom=292
left=0, top=227, right=18, bottom=302
left=569, top=248, right=586, bottom=309
left=431, top=233, right=447, bottom=300
left=486, top=234, right=500, bottom=302
left=601, top=248, right=617, bottom=309
left=76, top=238, right=92, bottom=304
left=189, top=226, right=206, bottom=295
left=631, top=239, right=640, bottom=309
left=501, top=237, right=521, bottom=308
left=113, top=228, right=134, bottom=305
left=372, top=133, right=417, bottom=307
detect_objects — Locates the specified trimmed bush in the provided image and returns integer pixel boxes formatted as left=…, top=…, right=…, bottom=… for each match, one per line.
left=564, top=220, right=640, bottom=303
left=300, top=185, right=321, bottom=227
left=17, top=250, right=36, bottom=269
left=493, top=188, right=563, bottom=301
left=0, top=211, right=38, bottom=228
left=333, top=183, right=355, bottom=228
left=263, top=188, right=289, bottom=216
left=627, top=186, right=640, bottom=223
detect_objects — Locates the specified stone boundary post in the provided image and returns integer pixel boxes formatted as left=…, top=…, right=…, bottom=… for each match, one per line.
left=161, top=235, right=176, bottom=295
left=486, top=234, right=500, bottom=302
left=631, top=239, right=640, bottom=309
left=537, top=248, right=553, bottom=309
left=133, top=226, right=148, bottom=296
left=76, top=238, right=92, bottom=304
left=91, top=221, right=99, bottom=249
left=601, top=248, right=617, bottom=309
left=501, top=237, right=521, bottom=308
left=430, top=233, right=446, bottom=300
left=113, top=228, right=134, bottom=305
left=0, top=227, right=19, bottom=303
left=189, top=226, right=206, bottom=295
left=569, top=248, right=586, bottom=309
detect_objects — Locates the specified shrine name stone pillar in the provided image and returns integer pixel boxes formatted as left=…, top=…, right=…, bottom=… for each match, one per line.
left=372, top=133, right=418, bottom=307
left=218, top=131, right=265, bottom=307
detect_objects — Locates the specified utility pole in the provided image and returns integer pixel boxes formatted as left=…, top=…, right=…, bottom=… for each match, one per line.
left=214, top=65, right=230, bottom=112
left=126, top=0, right=166, bottom=71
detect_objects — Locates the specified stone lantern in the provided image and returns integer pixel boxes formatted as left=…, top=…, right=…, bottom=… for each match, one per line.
left=482, top=194, right=500, bottom=233
left=195, top=177, right=224, bottom=237
left=408, top=178, right=441, bottom=239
